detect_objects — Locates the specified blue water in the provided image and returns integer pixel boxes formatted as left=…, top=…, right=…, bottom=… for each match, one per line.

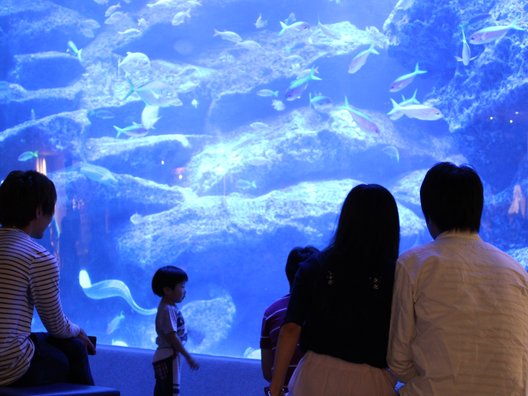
left=2, top=0, right=528, bottom=358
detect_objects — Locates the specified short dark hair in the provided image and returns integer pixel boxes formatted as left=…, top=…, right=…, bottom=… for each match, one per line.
left=330, top=184, right=400, bottom=262
left=0, top=170, right=57, bottom=228
left=285, top=246, right=319, bottom=289
left=420, top=162, right=483, bottom=233
left=152, top=265, right=189, bottom=297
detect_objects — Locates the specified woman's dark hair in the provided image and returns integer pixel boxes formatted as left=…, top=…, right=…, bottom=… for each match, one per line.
left=329, top=184, right=400, bottom=264
left=0, top=170, right=57, bottom=228
left=152, top=265, right=189, bottom=297
left=420, top=162, right=483, bottom=233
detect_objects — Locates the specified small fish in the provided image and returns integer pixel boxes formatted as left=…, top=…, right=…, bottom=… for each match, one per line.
left=389, top=90, right=420, bottom=120
left=118, top=28, right=142, bottom=36
left=18, top=151, right=39, bottom=162
left=348, top=45, right=380, bottom=74
left=88, top=108, right=115, bottom=120
left=213, top=29, right=242, bottom=43
left=118, top=52, right=151, bottom=76
left=191, top=98, right=199, bottom=108
left=236, top=179, right=257, bottom=191
left=79, top=163, right=118, bottom=185
left=104, top=3, right=121, bottom=18
left=106, top=311, right=125, bottom=335
left=279, top=20, right=310, bottom=36
left=147, top=0, right=177, bottom=7
left=272, top=99, right=285, bottom=111
left=389, top=63, right=427, bottom=92
left=309, top=92, right=333, bottom=112
left=340, top=97, right=380, bottom=134
left=255, top=13, right=267, bottom=29
left=114, top=122, right=149, bottom=138
left=141, top=105, right=160, bottom=130
left=508, top=184, right=526, bottom=217
left=250, top=121, right=270, bottom=130
left=172, top=9, right=191, bottom=26
left=256, top=89, right=278, bottom=98
left=455, top=25, right=477, bottom=66
left=235, top=40, right=262, bottom=51
left=285, top=67, right=321, bottom=101
left=67, top=40, right=82, bottom=61
left=104, top=10, right=127, bottom=25
left=317, top=19, right=340, bottom=39
left=469, top=20, right=525, bottom=45
left=382, top=145, right=400, bottom=163
left=387, top=98, right=443, bottom=121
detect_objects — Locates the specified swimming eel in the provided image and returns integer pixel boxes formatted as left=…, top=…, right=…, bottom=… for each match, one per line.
left=79, top=269, right=156, bottom=315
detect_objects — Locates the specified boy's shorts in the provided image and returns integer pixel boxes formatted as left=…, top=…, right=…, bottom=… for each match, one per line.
left=153, top=355, right=181, bottom=395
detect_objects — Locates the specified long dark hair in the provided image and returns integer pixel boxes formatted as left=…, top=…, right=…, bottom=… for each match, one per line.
left=328, top=184, right=400, bottom=265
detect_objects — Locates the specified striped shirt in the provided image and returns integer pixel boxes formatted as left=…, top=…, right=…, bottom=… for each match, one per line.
left=388, top=232, right=528, bottom=395
left=0, top=227, right=80, bottom=386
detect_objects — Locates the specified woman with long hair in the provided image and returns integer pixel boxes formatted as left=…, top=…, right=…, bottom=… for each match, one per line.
left=269, top=184, right=400, bottom=396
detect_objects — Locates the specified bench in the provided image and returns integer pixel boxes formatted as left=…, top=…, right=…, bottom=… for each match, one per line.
left=0, top=383, right=119, bottom=395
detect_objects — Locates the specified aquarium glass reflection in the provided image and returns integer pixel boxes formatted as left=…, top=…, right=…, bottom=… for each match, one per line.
left=1, top=0, right=528, bottom=358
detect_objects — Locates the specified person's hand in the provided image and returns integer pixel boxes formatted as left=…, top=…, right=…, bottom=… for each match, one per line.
left=186, top=355, right=199, bottom=370
left=78, top=328, right=96, bottom=355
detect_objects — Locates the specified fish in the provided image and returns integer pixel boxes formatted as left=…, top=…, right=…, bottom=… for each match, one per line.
left=79, top=269, right=156, bottom=315
left=256, top=89, right=278, bottom=98
left=106, top=311, right=125, bottom=335
left=317, top=19, right=340, bottom=39
left=113, top=122, right=149, bottom=138
left=339, top=97, right=380, bottom=134
left=250, top=121, right=270, bottom=130
left=191, top=98, right=199, bottom=108
left=79, top=163, right=119, bottom=185
left=389, top=62, right=427, bottom=92
left=389, top=90, right=420, bottom=120
left=235, top=40, right=262, bottom=51
left=123, top=79, right=181, bottom=107
left=285, top=67, right=321, bottom=101
left=455, top=25, right=477, bottom=66
left=118, top=28, right=142, bottom=37
left=104, top=3, right=121, bottom=18
left=309, top=92, right=333, bottom=112
left=387, top=98, right=443, bottom=121
left=279, top=21, right=310, bottom=36
left=141, top=105, right=160, bottom=130
left=469, top=20, right=525, bottom=45
left=213, top=29, right=242, bottom=43
left=255, top=13, right=267, bottom=29
left=508, top=184, right=526, bottom=217
left=104, top=10, right=127, bottom=25
left=18, top=150, right=39, bottom=162
left=67, top=40, right=82, bottom=61
left=88, top=108, right=115, bottom=120
left=172, top=9, right=191, bottom=26
left=118, top=52, right=151, bottom=76
left=147, top=0, right=178, bottom=7
left=272, top=99, right=285, bottom=111
left=382, top=145, right=400, bottom=163
left=348, top=45, right=380, bottom=74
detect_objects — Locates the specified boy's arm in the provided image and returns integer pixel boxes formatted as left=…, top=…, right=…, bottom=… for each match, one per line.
left=168, top=332, right=199, bottom=370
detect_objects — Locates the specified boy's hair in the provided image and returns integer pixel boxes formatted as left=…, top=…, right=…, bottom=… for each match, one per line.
left=285, top=246, right=319, bottom=290
left=152, top=265, right=189, bottom=297
left=0, top=170, right=57, bottom=228
left=420, top=162, right=483, bottom=233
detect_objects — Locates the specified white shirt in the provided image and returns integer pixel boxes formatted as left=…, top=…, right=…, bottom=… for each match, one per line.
left=388, top=231, right=528, bottom=395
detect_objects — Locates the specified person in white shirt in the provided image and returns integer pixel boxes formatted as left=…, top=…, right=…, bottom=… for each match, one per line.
left=388, top=162, right=528, bottom=395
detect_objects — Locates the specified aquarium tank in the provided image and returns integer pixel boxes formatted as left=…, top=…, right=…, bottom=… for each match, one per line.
left=1, top=0, right=527, bottom=358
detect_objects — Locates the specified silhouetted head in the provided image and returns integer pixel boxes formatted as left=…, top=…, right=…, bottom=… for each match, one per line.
left=285, top=246, right=319, bottom=290
left=0, top=170, right=57, bottom=228
left=152, top=265, right=189, bottom=297
left=331, top=184, right=400, bottom=262
left=420, top=162, right=483, bottom=235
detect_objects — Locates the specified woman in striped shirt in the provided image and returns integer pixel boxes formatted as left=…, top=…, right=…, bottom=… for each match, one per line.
left=0, top=170, right=95, bottom=387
